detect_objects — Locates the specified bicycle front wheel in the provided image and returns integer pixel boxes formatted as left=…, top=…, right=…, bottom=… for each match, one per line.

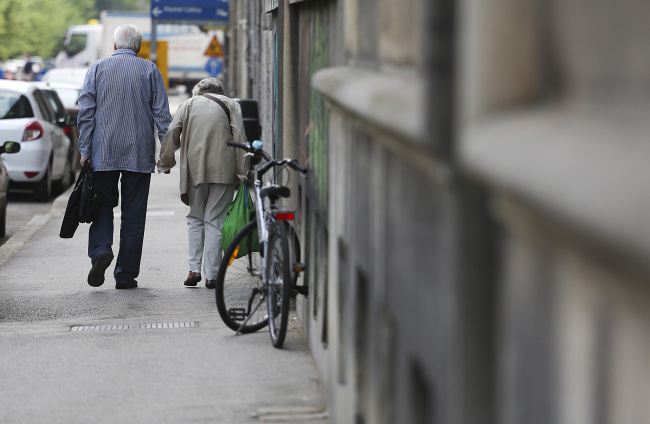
left=215, top=220, right=267, bottom=333
left=266, top=221, right=292, bottom=348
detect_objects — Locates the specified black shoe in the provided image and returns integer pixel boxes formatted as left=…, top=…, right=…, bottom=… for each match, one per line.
left=88, top=253, right=113, bottom=287
left=205, top=279, right=216, bottom=289
left=183, top=271, right=201, bottom=287
left=115, top=280, right=138, bottom=289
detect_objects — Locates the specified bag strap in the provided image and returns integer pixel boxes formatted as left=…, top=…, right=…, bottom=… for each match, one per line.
left=74, top=161, right=90, bottom=189
left=201, top=93, right=231, bottom=124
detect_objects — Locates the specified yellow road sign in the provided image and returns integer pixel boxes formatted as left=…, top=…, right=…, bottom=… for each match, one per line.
left=138, top=41, right=168, bottom=90
left=204, top=35, right=224, bottom=57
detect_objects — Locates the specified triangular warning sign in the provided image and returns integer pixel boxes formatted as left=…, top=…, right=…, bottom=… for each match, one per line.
left=204, top=35, right=224, bottom=57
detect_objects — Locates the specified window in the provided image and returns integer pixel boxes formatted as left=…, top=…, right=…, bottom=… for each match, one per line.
left=33, top=91, right=55, bottom=123
left=65, top=34, right=87, bottom=57
left=0, top=93, right=34, bottom=119
left=42, top=91, right=65, bottom=121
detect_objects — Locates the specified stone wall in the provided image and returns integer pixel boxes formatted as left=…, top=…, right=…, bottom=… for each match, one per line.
left=231, top=0, right=650, bottom=423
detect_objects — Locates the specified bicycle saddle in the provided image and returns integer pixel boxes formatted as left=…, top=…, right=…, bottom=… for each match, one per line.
left=260, top=185, right=290, bottom=200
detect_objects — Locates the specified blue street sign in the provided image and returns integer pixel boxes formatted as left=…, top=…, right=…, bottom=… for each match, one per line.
left=151, top=4, right=229, bottom=20
left=205, top=57, right=223, bottom=77
left=151, top=0, right=228, bottom=5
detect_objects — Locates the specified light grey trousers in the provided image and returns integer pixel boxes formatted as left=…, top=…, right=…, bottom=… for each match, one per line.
left=186, top=183, right=236, bottom=280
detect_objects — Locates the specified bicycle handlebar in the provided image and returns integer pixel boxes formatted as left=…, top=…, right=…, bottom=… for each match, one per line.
left=226, top=141, right=249, bottom=150
left=227, top=140, right=273, bottom=162
left=227, top=140, right=307, bottom=178
left=258, top=158, right=308, bottom=179
left=287, top=159, right=308, bottom=175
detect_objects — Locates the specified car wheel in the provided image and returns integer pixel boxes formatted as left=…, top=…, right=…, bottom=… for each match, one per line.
left=34, top=161, right=52, bottom=202
left=0, top=208, right=6, bottom=238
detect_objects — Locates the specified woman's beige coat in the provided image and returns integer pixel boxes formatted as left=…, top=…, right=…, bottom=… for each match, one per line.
left=159, top=94, right=249, bottom=200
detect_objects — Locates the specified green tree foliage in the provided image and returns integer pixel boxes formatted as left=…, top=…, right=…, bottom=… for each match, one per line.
left=0, top=0, right=149, bottom=61
left=95, top=0, right=149, bottom=14
left=0, top=0, right=94, bottom=60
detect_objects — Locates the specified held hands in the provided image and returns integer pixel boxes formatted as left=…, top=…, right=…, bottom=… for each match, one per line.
left=156, top=160, right=171, bottom=174
left=81, top=157, right=173, bottom=174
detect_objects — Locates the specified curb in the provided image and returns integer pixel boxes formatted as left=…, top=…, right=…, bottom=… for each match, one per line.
left=0, top=187, right=71, bottom=268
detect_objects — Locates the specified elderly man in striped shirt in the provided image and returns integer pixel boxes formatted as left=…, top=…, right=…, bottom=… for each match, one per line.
left=78, top=24, right=172, bottom=289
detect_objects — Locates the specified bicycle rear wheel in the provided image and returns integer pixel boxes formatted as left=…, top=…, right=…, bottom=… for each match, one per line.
left=215, top=220, right=267, bottom=333
left=286, top=222, right=301, bottom=286
left=266, top=221, right=291, bottom=348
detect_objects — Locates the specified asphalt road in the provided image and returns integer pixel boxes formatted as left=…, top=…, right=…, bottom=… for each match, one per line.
left=1, top=192, right=53, bottom=246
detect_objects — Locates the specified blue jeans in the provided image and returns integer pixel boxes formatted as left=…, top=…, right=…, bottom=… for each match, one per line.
left=88, top=171, right=151, bottom=283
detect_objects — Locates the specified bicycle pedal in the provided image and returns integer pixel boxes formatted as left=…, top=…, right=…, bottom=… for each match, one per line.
left=228, top=308, right=247, bottom=321
left=292, top=262, right=305, bottom=272
left=294, top=285, right=309, bottom=297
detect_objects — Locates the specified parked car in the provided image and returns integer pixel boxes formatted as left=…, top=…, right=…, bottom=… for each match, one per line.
left=36, top=81, right=81, bottom=108
left=0, top=80, right=75, bottom=201
left=0, top=141, right=21, bottom=237
left=40, top=67, right=88, bottom=86
left=34, top=82, right=80, bottom=169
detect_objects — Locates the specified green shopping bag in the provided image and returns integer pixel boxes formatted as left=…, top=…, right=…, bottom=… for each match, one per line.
left=222, top=184, right=259, bottom=259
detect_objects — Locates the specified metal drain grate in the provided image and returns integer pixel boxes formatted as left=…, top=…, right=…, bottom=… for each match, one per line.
left=70, top=322, right=198, bottom=332
left=252, top=406, right=329, bottom=422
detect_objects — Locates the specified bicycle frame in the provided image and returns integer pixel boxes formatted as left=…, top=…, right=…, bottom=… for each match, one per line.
left=253, top=181, right=269, bottom=248
left=224, top=141, right=307, bottom=336
left=234, top=193, right=274, bottom=334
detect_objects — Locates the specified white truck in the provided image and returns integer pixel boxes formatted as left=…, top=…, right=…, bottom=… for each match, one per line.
left=55, top=11, right=225, bottom=89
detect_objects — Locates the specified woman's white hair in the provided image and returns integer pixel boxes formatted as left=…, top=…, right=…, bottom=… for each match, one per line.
left=114, top=24, right=143, bottom=52
left=192, top=78, right=224, bottom=96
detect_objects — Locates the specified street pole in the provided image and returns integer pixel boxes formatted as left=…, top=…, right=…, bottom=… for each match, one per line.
left=151, top=19, right=158, bottom=64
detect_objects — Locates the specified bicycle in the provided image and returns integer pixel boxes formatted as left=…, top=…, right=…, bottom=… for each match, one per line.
left=215, top=140, right=307, bottom=348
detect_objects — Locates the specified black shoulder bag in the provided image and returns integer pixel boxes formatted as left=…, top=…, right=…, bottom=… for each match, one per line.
left=60, top=161, right=97, bottom=238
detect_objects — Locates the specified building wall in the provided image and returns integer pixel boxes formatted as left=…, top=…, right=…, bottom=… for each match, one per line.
left=231, top=0, right=650, bottom=423
left=457, top=1, right=650, bottom=423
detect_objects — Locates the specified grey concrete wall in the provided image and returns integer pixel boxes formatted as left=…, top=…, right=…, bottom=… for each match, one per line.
left=231, top=0, right=650, bottom=423
left=457, top=1, right=650, bottom=423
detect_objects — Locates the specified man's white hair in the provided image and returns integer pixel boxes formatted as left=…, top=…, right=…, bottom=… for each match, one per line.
left=114, top=24, right=143, bottom=52
left=192, top=78, right=224, bottom=97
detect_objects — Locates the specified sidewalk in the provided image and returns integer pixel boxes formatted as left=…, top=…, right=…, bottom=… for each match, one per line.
left=0, top=168, right=329, bottom=423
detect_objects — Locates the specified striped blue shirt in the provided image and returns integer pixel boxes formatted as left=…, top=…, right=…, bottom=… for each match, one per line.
left=78, top=49, right=172, bottom=172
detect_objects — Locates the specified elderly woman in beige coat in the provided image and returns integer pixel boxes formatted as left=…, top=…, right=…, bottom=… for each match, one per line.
left=158, top=78, right=249, bottom=288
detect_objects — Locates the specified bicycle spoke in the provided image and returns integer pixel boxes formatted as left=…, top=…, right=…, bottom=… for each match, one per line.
left=267, top=223, right=291, bottom=348
left=237, top=295, right=266, bottom=335
left=215, top=221, right=268, bottom=333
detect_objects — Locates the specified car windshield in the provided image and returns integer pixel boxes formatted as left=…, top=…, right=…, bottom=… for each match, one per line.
left=65, top=34, right=87, bottom=57
left=0, top=92, right=34, bottom=119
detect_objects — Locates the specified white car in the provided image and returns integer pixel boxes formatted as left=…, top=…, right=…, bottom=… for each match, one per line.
left=36, top=81, right=82, bottom=108
left=0, top=141, right=20, bottom=237
left=40, top=67, right=89, bottom=86
left=0, top=80, right=75, bottom=201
